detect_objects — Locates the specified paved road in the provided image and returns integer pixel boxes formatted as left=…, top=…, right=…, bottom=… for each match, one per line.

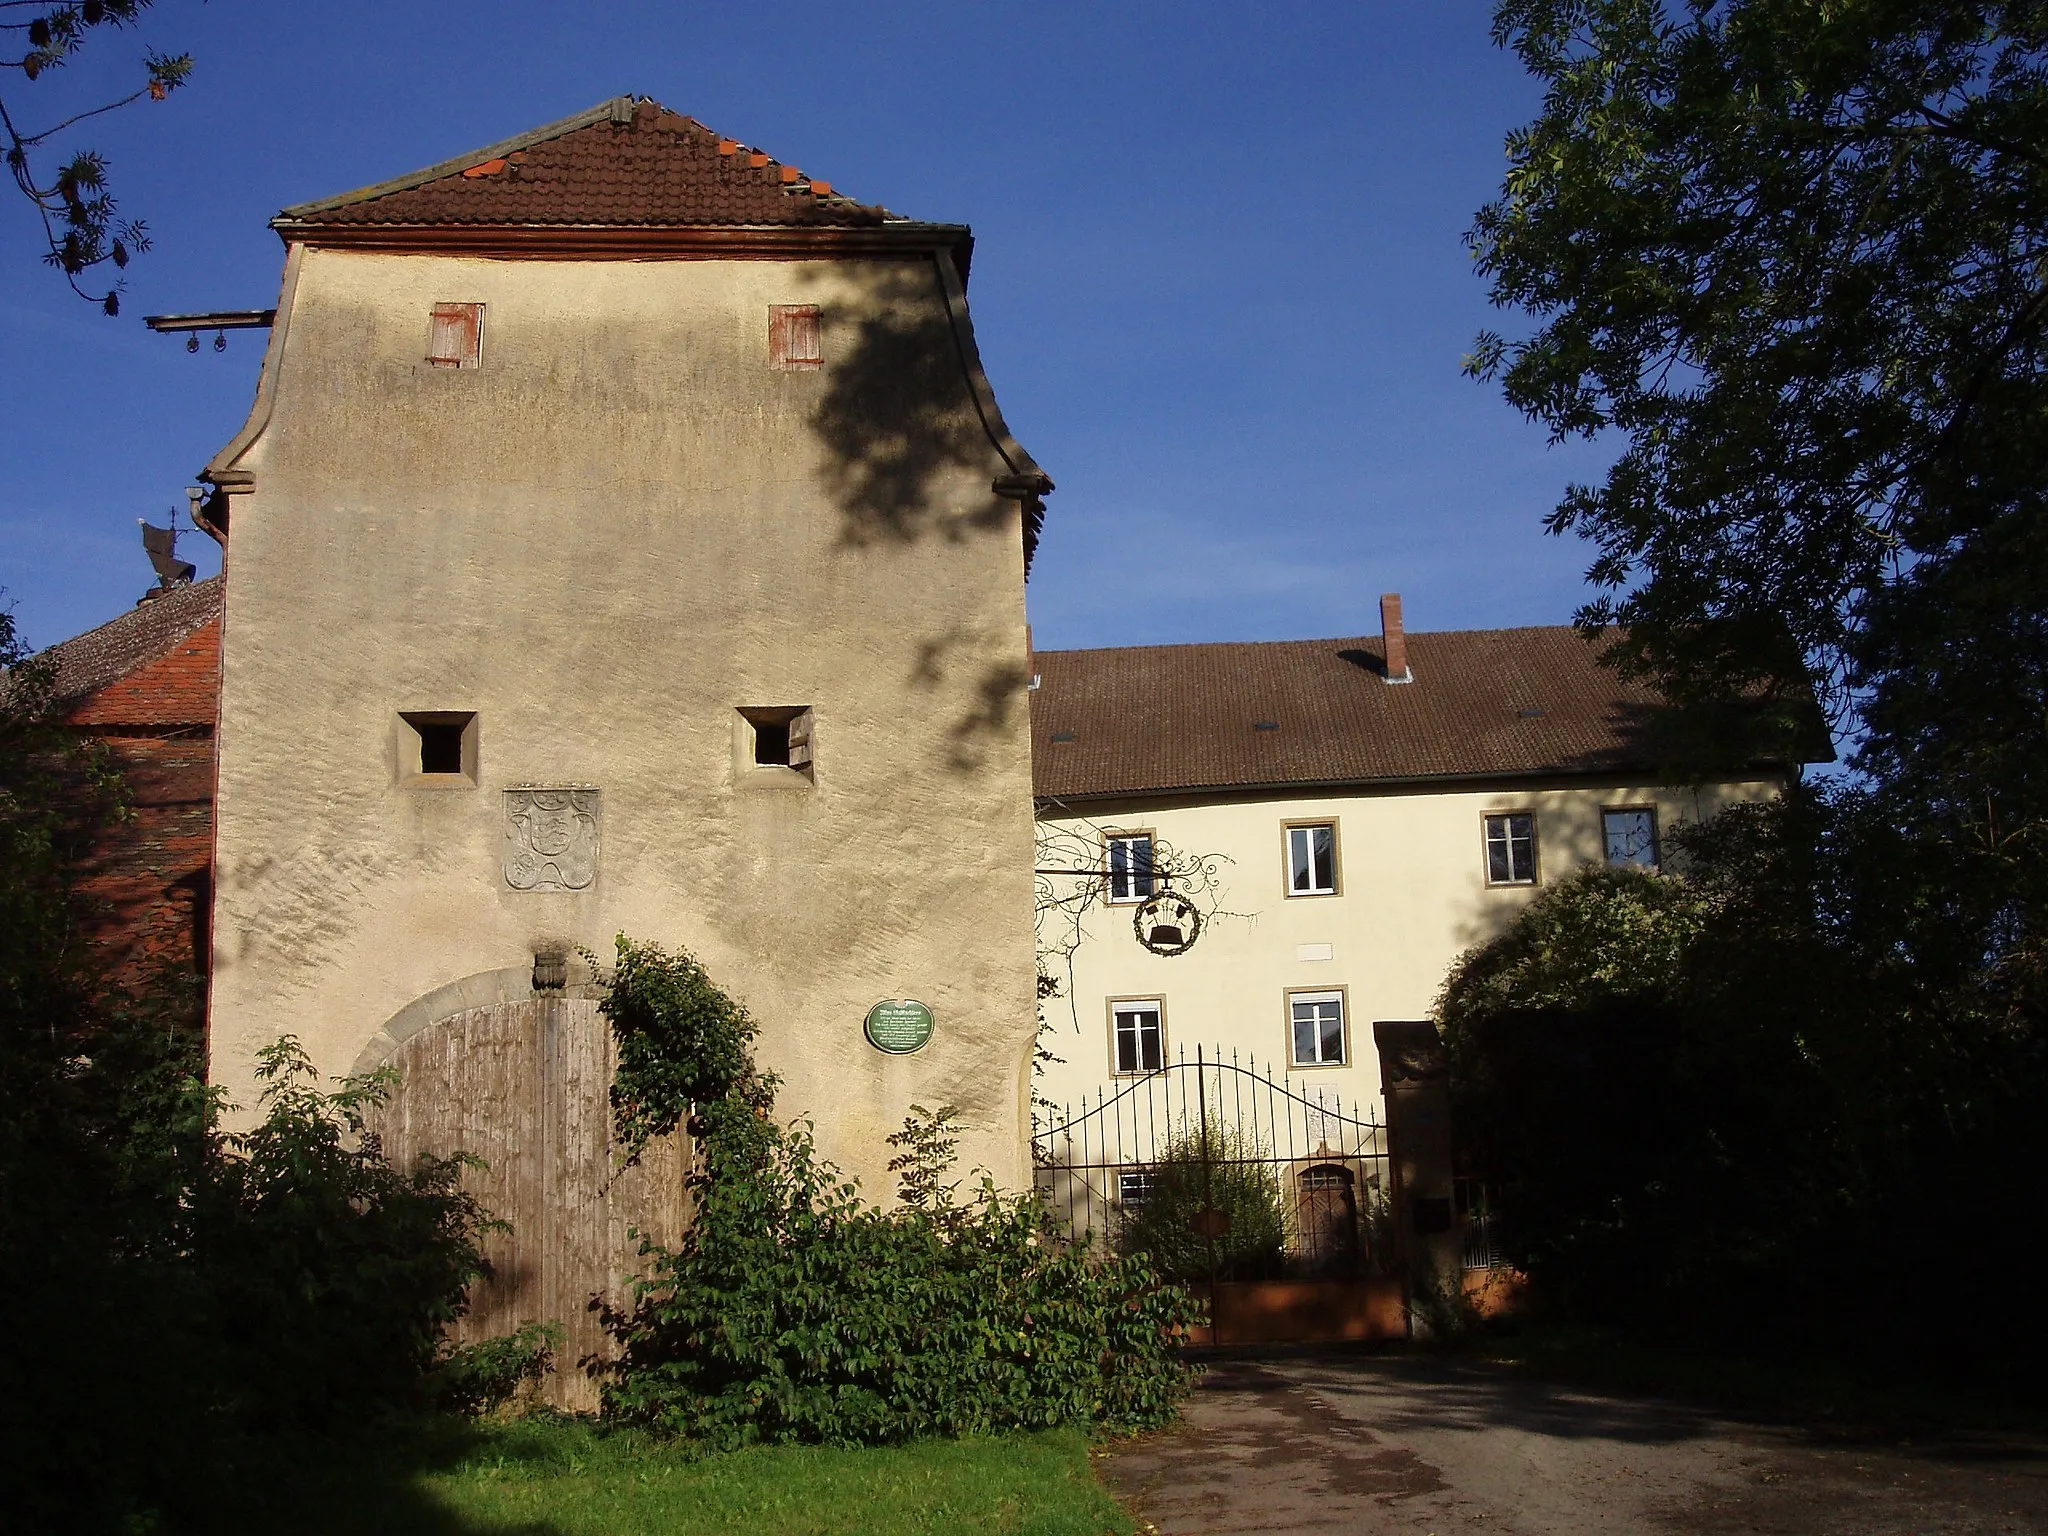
left=1095, top=1355, right=2048, bottom=1535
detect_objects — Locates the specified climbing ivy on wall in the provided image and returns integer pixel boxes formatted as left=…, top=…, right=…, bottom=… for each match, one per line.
left=589, top=936, right=1201, bottom=1446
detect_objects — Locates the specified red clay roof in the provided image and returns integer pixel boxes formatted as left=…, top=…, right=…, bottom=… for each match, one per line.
left=276, top=98, right=895, bottom=231
left=37, top=577, right=223, bottom=725
left=1030, top=626, right=1785, bottom=801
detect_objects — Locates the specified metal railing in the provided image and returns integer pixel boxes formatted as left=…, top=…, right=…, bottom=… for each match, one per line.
left=1032, top=1045, right=1392, bottom=1283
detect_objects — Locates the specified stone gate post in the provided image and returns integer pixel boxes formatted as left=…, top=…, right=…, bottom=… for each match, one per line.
left=1373, top=1020, right=1462, bottom=1337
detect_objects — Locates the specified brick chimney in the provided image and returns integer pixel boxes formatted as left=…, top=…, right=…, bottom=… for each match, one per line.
left=1381, top=593, right=1412, bottom=684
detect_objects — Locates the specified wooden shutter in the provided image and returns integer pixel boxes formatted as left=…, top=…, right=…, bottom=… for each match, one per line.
left=769, top=304, right=822, bottom=370
left=786, top=708, right=815, bottom=768
left=428, top=302, right=483, bottom=368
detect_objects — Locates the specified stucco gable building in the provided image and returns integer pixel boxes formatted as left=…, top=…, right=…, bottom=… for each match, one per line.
left=1030, top=596, right=1806, bottom=1128
left=198, top=96, right=1051, bottom=1226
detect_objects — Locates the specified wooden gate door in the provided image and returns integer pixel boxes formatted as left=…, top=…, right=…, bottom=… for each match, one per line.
left=365, top=995, right=689, bottom=1411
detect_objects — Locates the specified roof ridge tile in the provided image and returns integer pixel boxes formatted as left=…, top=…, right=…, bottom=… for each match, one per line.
left=276, top=97, right=897, bottom=234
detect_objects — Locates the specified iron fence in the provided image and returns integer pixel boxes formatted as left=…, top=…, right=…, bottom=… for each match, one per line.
left=1032, top=1046, right=1392, bottom=1284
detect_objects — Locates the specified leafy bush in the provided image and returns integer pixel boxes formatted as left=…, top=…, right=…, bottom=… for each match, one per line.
left=430, top=1321, right=565, bottom=1417
left=0, top=605, right=514, bottom=1530
left=1439, top=860, right=1822, bottom=1324
left=187, top=1039, right=501, bottom=1426
left=1438, top=804, right=2048, bottom=1367
left=1, top=1030, right=504, bottom=1532
left=1436, top=863, right=1707, bottom=1025
left=1116, top=1117, right=1287, bottom=1282
left=591, top=938, right=1200, bottom=1447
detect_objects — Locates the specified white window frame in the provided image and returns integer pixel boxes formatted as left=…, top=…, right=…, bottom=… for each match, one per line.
left=1284, top=821, right=1339, bottom=897
left=1105, top=832, right=1156, bottom=904
left=1117, top=1169, right=1156, bottom=1209
left=1602, top=806, right=1660, bottom=870
left=1288, top=988, right=1347, bottom=1068
left=1109, top=997, right=1166, bottom=1076
left=1483, top=812, right=1538, bottom=887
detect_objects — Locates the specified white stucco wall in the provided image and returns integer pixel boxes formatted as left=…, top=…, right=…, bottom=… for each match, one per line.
left=1035, top=777, right=1782, bottom=1125
left=206, top=245, right=1042, bottom=1193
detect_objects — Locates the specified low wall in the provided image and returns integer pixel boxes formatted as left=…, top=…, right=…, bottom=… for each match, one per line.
left=1461, top=1266, right=1528, bottom=1320
left=1190, top=1277, right=1408, bottom=1347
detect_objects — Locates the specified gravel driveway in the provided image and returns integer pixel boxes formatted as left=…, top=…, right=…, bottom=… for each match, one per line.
left=1094, top=1354, right=2048, bottom=1535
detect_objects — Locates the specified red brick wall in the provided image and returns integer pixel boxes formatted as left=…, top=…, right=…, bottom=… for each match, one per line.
left=66, top=616, right=219, bottom=1000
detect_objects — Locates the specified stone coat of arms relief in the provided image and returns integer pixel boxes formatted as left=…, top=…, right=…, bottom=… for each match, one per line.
left=503, top=787, right=600, bottom=891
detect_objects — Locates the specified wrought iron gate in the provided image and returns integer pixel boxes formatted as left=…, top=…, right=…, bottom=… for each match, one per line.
left=1032, top=1047, right=1393, bottom=1288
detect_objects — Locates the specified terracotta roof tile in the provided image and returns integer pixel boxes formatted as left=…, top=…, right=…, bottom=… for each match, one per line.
left=1029, top=626, right=1795, bottom=800
left=281, top=99, right=892, bottom=231
left=32, top=577, right=223, bottom=718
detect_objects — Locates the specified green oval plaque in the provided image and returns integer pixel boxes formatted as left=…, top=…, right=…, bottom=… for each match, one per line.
left=865, top=999, right=935, bottom=1055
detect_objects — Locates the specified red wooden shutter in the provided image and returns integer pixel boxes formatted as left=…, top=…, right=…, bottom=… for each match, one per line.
left=428, top=303, right=483, bottom=368
left=769, top=305, right=822, bottom=370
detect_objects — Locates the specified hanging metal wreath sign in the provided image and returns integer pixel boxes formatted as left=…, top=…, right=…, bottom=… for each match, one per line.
left=1133, top=890, right=1202, bottom=956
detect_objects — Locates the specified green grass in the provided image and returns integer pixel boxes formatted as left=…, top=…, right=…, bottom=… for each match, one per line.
left=209, top=1416, right=1136, bottom=1536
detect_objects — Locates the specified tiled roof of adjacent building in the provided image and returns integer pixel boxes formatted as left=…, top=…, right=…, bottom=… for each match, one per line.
left=275, top=97, right=896, bottom=231
left=1030, top=626, right=1806, bottom=801
left=35, top=576, right=223, bottom=720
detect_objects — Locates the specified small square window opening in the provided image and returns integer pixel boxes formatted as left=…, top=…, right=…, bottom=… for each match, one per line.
left=753, top=717, right=790, bottom=765
left=426, top=303, right=484, bottom=369
left=769, top=304, right=822, bottom=370
left=417, top=720, right=464, bottom=774
left=1112, top=1000, right=1164, bottom=1075
left=1286, top=823, right=1338, bottom=896
left=738, top=706, right=815, bottom=773
left=1106, top=834, right=1155, bottom=904
left=1603, top=808, right=1660, bottom=869
left=1484, top=812, right=1538, bottom=886
left=1117, top=1169, right=1156, bottom=1209
left=1290, top=991, right=1346, bottom=1066
left=399, top=711, right=476, bottom=784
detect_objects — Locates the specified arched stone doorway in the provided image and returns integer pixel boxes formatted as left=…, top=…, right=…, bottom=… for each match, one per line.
left=1295, top=1162, right=1363, bottom=1277
left=358, top=974, right=689, bottom=1410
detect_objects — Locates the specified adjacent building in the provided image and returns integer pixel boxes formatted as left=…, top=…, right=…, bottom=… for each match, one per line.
left=38, top=576, right=222, bottom=1008
left=1029, top=595, right=1800, bottom=1134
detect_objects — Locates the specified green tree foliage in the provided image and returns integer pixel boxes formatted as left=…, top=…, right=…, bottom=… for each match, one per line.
left=1470, top=2, right=2048, bottom=770
left=592, top=938, right=1200, bottom=1448
left=1440, top=821, right=2048, bottom=1364
left=1468, top=2, right=2048, bottom=986
left=596, top=932, right=773, bottom=1160
left=1116, top=1119, right=1288, bottom=1283
left=3, top=0, right=192, bottom=310
left=1463, top=1, right=2048, bottom=1360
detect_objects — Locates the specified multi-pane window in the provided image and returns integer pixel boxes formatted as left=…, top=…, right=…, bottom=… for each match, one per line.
left=1603, top=807, right=1660, bottom=869
left=426, top=302, right=484, bottom=369
left=1118, top=1170, right=1156, bottom=1209
left=1106, top=833, right=1155, bottom=904
left=1289, top=990, right=1346, bottom=1066
left=1483, top=812, right=1538, bottom=886
left=1111, top=1000, right=1165, bottom=1075
left=1286, top=822, right=1338, bottom=896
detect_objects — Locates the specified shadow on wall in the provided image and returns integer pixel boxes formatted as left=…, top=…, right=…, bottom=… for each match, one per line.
left=801, top=257, right=1037, bottom=776
left=804, top=258, right=1015, bottom=552
left=910, top=625, right=1030, bottom=774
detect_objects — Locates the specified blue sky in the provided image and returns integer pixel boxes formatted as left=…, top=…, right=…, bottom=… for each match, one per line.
left=0, top=0, right=1612, bottom=655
